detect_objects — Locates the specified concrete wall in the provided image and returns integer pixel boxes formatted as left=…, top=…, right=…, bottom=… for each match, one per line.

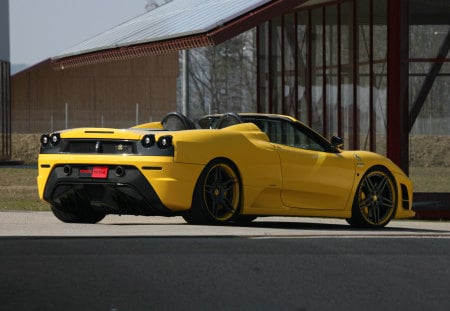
left=11, top=53, right=179, bottom=133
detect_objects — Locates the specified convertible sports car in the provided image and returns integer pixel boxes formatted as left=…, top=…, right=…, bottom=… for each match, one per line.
left=37, top=112, right=414, bottom=228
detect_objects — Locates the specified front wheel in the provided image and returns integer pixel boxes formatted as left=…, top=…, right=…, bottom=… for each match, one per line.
left=347, top=168, right=397, bottom=228
left=183, top=159, right=241, bottom=225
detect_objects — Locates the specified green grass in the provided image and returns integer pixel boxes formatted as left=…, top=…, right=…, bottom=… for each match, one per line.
left=410, top=166, right=450, bottom=192
left=0, top=167, right=50, bottom=211
left=0, top=166, right=448, bottom=211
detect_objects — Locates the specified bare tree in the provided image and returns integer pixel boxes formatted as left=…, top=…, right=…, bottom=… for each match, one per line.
left=182, top=29, right=257, bottom=120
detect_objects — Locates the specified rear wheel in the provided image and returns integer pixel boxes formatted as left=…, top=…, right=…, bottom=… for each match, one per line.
left=51, top=204, right=105, bottom=224
left=183, top=159, right=241, bottom=225
left=347, top=167, right=397, bottom=228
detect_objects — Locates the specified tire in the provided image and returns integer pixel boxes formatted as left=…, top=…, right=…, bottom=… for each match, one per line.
left=183, top=159, right=242, bottom=225
left=347, top=167, right=397, bottom=228
left=51, top=204, right=106, bottom=224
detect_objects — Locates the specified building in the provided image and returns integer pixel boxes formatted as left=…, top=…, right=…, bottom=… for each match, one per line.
left=12, top=54, right=178, bottom=132
left=10, top=0, right=450, bottom=207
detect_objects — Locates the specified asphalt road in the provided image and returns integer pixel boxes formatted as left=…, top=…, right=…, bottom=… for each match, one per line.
left=1, top=212, right=450, bottom=310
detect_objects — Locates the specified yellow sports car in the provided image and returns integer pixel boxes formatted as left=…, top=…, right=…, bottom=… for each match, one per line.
left=37, top=112, right=414, bottom=227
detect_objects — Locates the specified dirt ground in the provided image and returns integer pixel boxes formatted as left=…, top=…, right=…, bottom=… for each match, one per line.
left=11, top=134, right=42, bottom=164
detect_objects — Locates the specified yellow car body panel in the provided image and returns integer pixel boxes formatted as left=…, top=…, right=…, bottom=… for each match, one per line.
left=37, top=112, right=414, bottom=226
left=172, top=123, right=283, bottom=213
left=38, top=154, right=203, bottom=212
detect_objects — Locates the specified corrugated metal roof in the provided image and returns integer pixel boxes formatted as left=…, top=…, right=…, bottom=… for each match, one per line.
left=53, top=0, right=271, bottom=60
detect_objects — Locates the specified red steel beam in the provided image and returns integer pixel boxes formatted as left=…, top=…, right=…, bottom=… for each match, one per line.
left=52, top=35, right=214, bottom=70
left=387, top=0, right=409, bottom=174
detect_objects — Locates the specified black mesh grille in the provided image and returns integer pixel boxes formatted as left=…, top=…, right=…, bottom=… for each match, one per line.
left=62, top=140, right=136, bottom=154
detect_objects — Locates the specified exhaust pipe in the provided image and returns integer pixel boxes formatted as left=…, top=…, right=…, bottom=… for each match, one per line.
left=63, top=165, right=72, bottom=176
left=115, top=166, right=125, bottom=177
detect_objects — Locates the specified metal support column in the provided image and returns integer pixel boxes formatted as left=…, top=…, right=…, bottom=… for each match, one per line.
left=0, top=61, right=11, bottom=161
left=387, top=0, right=409, bottom=174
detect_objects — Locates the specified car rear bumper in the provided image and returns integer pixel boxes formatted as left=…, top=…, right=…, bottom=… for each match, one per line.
left=43, top=165, right=174, bottom=216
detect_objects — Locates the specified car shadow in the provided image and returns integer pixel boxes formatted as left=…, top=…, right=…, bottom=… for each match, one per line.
left=226, top=219, right=450, bottom=234
left=104, top=217, right=450, bottom=234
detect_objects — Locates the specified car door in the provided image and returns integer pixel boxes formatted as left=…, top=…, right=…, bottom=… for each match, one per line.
left=269, top=120, right=356, bottom=210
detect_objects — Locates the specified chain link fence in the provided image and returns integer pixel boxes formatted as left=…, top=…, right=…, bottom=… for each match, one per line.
left=13, top=104, right=158, bottom=134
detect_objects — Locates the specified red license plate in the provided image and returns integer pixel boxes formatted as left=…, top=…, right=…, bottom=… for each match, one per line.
left=79, top=166, right=109, bottom=178
left=92, top=166, right=109, bottom=178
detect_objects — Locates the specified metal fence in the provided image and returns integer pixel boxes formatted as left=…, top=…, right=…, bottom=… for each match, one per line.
left=15, top=106, right=450, bottom=137
left=14, top=104, right=156, bottom=134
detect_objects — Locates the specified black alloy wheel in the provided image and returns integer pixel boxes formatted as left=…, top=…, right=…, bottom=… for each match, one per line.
left=183, top=159, right=241, bottom=225
left=347, top=167, right=397, bottom=228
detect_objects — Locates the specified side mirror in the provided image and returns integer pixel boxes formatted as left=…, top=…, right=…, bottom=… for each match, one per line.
left=330, top=136, right=344, bottom=152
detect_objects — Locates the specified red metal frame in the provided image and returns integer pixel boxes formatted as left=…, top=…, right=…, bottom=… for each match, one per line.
left=53, top=35, right=215, bottom=70
left=322, top=6, right=328, bottom=136
left=337, top=3, right=342, bottom=138
left=307, top=10, right=312, bottom=126
left=256, top=0, right=414, bottom=157
left=281, top=15, right=286, bottom=115
left=256, top=25, right=261, bottom=113
left=293, top=13, right=299, bottom=119
left=369, top=0, right=375, bottom=152
left=352, top=0, right=359, bottom=150
left=0, top=61, right=11, bottom=161
left=387, top=0, right=409, bottom=174
left=409, top=58, right=450, bottom=62
left=268, top=20, right=273, bottom=114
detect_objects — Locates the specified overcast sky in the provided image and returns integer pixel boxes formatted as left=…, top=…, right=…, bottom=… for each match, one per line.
left=9, top=0, right=147, bottom=66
